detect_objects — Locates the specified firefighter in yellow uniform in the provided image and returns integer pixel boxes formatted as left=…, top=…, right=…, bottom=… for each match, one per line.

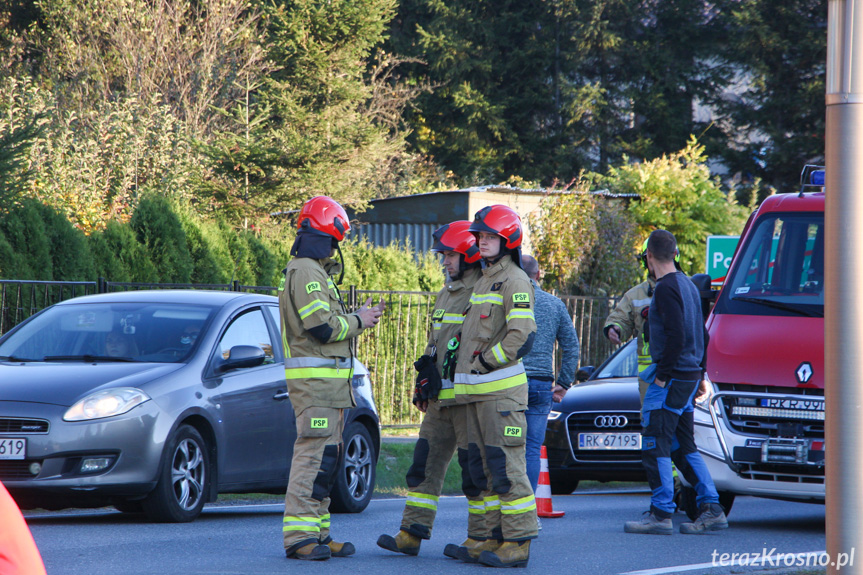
left=452, top=205, right=538, bottom=568
left=279, top=196, right=384, bottom=561
left=377, top=221, right=488, bottom=557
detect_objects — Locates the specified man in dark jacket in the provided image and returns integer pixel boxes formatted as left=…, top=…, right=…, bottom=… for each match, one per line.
left=624, top=229, right=728, bottom=536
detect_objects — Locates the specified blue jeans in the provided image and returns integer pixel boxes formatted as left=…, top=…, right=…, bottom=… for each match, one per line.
left=525, top=377, right=555, bottom=492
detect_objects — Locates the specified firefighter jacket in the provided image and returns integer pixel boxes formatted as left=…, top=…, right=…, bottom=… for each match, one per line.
left=278, top=256, right=365, bottom=415
left=604, top=277, right=657, bottom=369
left=454, top=256, right=536, bottom=404
left=425, top=268, right=480, bottom=406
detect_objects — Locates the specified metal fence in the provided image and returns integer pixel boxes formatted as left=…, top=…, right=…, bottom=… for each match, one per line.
left=0, top=278, right=619, bottom=425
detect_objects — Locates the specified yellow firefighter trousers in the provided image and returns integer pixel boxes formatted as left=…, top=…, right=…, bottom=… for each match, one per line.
left=283, top=406, right=345, bottom=551
left=400, top=401, right=486, bottom=540
left=465, top=400, right=538, bottom=542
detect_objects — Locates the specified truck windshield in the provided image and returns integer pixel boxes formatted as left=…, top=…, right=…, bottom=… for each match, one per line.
left=715, top=212, right=824, bottom=318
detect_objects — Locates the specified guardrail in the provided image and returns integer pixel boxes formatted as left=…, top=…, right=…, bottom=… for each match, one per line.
left=0, top=278, right=620, bottom=425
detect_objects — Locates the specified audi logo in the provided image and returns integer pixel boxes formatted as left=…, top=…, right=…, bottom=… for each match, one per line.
left=594, top=415, right=629, bottom=428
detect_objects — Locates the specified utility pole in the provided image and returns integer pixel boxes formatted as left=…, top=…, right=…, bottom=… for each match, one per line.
left=825, top=1, right=863, bottom=573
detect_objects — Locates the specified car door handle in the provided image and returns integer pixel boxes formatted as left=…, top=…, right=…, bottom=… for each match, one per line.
left=273, top=390, right=289, bottom=401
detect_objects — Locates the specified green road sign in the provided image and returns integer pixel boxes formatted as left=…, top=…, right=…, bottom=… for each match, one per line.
left=706, top=236, right=740, bottom=286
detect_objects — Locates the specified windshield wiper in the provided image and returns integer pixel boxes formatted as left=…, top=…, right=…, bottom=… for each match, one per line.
left=0, top=355, right=41, bottom=362
left=731, top=296, right=823, bottom=317
left=43, top=355, right=137, bottom=363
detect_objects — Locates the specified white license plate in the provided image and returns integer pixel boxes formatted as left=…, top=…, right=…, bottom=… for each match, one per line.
left=578, top=432, right=641, bottom=450
left=0, top=438, right=26, bottom=460
left=759, top=398, right=824, bottom=411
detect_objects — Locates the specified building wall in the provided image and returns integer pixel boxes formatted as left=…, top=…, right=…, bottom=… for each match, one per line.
left=347, top=188, right=547, bottom=257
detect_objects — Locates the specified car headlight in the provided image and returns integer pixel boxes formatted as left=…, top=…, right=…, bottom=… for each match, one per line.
left=548, top=411, right=562, bottom=421
left=64, top=388, right=151, bottom=421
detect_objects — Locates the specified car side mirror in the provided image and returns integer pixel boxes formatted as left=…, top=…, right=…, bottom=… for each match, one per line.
left=576, top=366, right=595, bottom=382
left=690, top=273, right=716, bottom=321
left=215, top=345, right=266, bottom=374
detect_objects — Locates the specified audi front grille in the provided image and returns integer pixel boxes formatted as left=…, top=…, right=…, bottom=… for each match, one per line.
left=566, top=411, right=642, bottom=462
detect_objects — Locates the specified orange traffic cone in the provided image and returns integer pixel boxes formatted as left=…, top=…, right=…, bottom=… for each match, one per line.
left=536, top=445, right=565, bottom=518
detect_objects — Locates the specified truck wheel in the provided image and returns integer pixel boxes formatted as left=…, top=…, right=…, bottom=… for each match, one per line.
left=680, top=485, right=735, bottom=521
left=329, top=422, right=376, bottom=513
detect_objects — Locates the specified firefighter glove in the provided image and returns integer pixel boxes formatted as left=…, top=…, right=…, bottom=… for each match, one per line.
left=413, top=354, right=442, bottom=405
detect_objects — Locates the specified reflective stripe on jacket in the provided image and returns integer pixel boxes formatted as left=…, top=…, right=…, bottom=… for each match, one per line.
left=427, top=268, right=479, bottom=405
left=455, top=256, right=536, bottom=403
left=278, top=257, right=364, bottom=414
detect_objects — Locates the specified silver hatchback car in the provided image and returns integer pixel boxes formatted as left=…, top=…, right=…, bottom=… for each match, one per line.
left=0, top=290, right=380, bottom=522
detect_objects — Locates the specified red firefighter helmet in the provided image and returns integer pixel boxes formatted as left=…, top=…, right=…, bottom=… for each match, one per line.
left=469, top=205, right=523, bottom=249
left=296, top=196, right=351, bottom=241
left=432, top=221, right=482, bottom=264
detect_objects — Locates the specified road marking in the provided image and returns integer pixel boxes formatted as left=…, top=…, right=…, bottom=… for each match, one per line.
left=619, top=551, right=827, bottom=575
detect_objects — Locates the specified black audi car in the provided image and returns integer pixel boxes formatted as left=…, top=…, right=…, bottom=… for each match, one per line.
left=544, top=340, right=645, bottom=494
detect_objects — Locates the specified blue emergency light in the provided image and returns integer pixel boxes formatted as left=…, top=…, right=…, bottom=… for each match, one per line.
left=799, top=165, right=825, bottom=195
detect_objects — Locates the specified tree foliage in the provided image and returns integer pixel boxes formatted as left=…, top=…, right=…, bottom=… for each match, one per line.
left=527, top=187, right=641, bottom=296
left=598, top=138, right=751, bottom=275
left=706, top=0, right=827, bottom=195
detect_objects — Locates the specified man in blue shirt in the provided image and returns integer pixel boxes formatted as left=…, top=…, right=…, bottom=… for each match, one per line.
left=520, top=255, right=579, bottom=496
left=624, top=230, right=727, bottom=536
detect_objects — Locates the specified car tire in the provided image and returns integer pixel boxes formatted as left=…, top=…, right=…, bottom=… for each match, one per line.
left=329, top=421, right=376, bottom=513
left=549, top=473, right=579, bottom=495
left=679, top=485, right=735, bottom=521
left=142, top=424, right=209, bottom=523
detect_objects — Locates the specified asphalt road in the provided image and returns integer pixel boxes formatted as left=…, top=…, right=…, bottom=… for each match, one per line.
left=27, top=490, right=827, bottom=575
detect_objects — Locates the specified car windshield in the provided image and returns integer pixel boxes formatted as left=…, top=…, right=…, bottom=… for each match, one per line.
left=0, top=302, right=217, bottom=363
left=715, top=212, right=824, bottom=318
left=594, top=340, right=639, bottom=380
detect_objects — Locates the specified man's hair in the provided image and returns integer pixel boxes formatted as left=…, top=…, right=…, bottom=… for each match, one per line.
left=647, top=229, right=678, bottom=263
left=521, top=254, right=539, bottom=279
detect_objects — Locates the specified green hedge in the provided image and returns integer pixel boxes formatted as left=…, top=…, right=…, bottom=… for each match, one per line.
left=0, top=196, right=443, bottom=294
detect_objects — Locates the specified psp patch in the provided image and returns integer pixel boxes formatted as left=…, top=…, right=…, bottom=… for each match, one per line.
left=311, top=418, right=329, bottom=429
left=306, top=281, right=322, bottom=294
left=432, top=308, right=446, bottom=320
left=512, top=292, right=530, bottom=303
left=504, top=426, right=523, bottom=438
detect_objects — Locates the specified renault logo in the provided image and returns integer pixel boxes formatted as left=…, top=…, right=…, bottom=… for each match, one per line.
left=594, top=415, right=628, bottom=428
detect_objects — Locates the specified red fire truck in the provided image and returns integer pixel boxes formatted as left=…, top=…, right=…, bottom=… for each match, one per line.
left=682, top=166, right=825, bottom=516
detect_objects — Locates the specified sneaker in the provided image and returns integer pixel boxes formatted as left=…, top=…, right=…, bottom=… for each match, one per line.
left=680, top=503, right=728, bottom=534
left=478, top=541, right=531, bottom=568
left=623, top=511, right=673, bottom=535
left=286, top=542, right=331, bottom=560
left=377, top=530, right=421, bottom=556
left=443, top=537, right=481, bottom=559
